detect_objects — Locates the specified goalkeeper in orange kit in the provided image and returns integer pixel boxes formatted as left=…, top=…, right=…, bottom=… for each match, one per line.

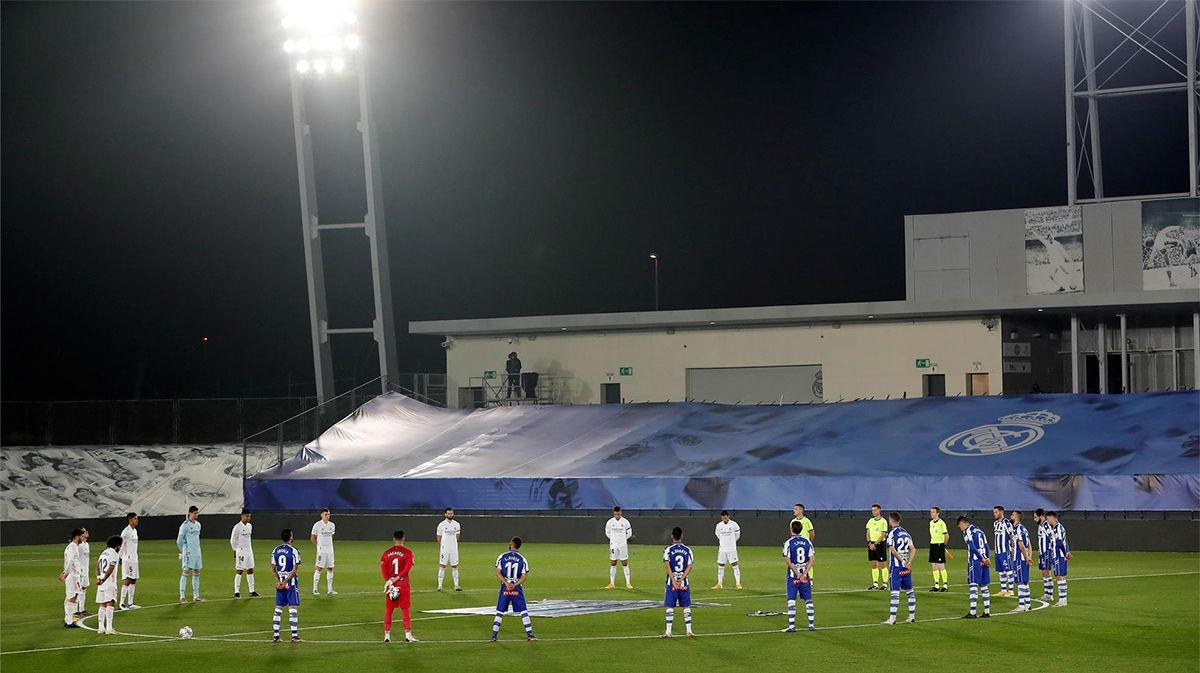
left=379, top=530, right=416, bottom=643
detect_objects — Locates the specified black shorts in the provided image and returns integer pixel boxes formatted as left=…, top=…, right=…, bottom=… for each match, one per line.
left=867, top=543, right=887, bottom=562
left=928, top=543, right=946, bottom=564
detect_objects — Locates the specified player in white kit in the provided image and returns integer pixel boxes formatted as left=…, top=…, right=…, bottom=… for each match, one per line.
left=605, top=506, right=634, bottom=589
left=713, top=510, right=743, bottom=589
left=119, top=513, right=141, bottom=610
left=230, top=508, right=258, bottom=598
left=310, top=508, right=337, bottom=595
left=59, top=528, right=85, bottom=628
left=75, top=528, right=91, bottom=618
left=94, top=536, right=122, bottom=635
left=436, top=507, right=462, bottom=591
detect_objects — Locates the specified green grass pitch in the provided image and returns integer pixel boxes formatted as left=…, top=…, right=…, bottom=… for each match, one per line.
left=1, top=539, right=1196, bottom=672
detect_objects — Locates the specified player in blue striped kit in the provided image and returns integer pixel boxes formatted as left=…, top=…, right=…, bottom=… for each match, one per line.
left=661, top=527, right=694, bottom=638
left=781, top=520, right=815, bottom=632
left=270, top=529, right=301, bottom=642
left=882, top=512, right=916, bottom=625
left=956, top=515, right=991, bottom=618
left=1034, top=508, right=1054, bottom=599
left=1045, top=511, right=1071, bottom=607
left=1009, top=511, right=1033, bottom=612
left=491, top=537, right=536, bottom=642
left=992, top=506, right=1016, bottom=596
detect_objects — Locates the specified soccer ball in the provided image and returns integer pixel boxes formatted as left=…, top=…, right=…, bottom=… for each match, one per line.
left=178, top=626, right=193, bottom=639
left=386, top=584, right=401, bottom=601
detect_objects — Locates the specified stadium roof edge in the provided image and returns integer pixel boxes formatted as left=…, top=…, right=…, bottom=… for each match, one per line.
left=409, top=290, right=1198, bottom=337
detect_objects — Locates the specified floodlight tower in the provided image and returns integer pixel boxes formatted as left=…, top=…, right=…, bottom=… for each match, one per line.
left=280, top=0, right=398, bottom=402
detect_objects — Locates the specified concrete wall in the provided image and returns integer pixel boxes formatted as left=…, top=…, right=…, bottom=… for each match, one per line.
left=445, top=318, right=1002, bottom=407
left=5, top=511, right=1196, bottom=552
left=904, top=199, right=1157, bottom=303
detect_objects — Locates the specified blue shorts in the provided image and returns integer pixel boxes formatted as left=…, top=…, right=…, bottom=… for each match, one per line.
left=664, top=586, right=691, bottom=608
left=889, top=567, right=913, bottom=591
left=1013, top=561, right=1030, bottom=586
left=496, top=585, right=527, bottom=613
left=786, top=577, right=812, bottom=601
left=181, top=551, right=202, bottom=570
left=994, top=554, right=1011, bottom=573
left=967, top=560, right=991, bottom=586
left=1037, top=554, right=1051, bottom=571
left=1052, top=558, right=1068, bottom=577
left=275, top=586, right=299, bottom=606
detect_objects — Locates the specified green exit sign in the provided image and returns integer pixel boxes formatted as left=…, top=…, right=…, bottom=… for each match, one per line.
left=619, top=367, right=633, bottom=376
left=915, top=359, right=931, bottom=369
left=484, top=370, right=497, bottom=379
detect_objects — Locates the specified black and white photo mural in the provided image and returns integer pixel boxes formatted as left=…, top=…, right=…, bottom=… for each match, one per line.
left=1141, top=197, right=1200, bottom=291
left=1024, top=205, right=1084, bottom=295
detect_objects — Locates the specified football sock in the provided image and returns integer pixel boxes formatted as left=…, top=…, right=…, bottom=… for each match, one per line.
left=491, top=611, right=503, bottom=638
left=907, top=590, right=916, bottom=618
left=786, top=599, right=796, bottom=629
left=272, top=607, right=282, bottom=639
left=733, top=566, right=741, bottom=584
left=105, top=606, right=114, bottom=631
left=683, top=608, right=692, bottom=634
left=664, top=608, right=673, bottom=635
left=981, top=585, right=991, bottom=614
left=1057, top=580, right=1067, bottom=602
left=247, top=574, right=255, bottom=592
left=716, top=566, right=725, bottom=586
left=622, top=566, right=631, bottom=584
left=192, top=574, right=201, bottom=598
left=289, top=607, right=299, bottom=638
left=119, top=586, right=128, bottom=606
left=1043, top=575, right=1054, bottom=596
left=179, top=574, right=187, bottom=598
left=805, top=600, right=815, bottom=628
left=77, top=590, right=86, bottom=612
left=437, top=567, right=445, bottom=589
left=313, top=571, right=320, bottom=593
left=127, top=584, right=136, bottom=604
left=235, top=573, right=242, bottom=594
left=609, top=567, right=616, bottom=584
left=941, top=569, right=949, bottom=587
left=327, top=572, right=334, bottom=592
left=521, top=611, right=533, bottom=637
left=1018, top=584, right=1030, bottom=608
left=97, top=607, right=106, bottom=632
left=64, top=599, right=74, bottom=625
left=969, top=585, right=978, bottom=615
left=932, top=569, right=939, bottom=588
left=889, top=591, right=899, bottom=619
left=452, top=568, right=460, bottom=588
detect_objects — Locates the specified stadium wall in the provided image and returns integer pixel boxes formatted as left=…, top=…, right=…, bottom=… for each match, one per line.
left=444, top=317, right=1002, bottom=407
left=4, top=511, right=1195, bottom=552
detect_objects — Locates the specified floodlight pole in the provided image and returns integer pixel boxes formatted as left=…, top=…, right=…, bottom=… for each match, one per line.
left=287, top=43, right=398, bottom=403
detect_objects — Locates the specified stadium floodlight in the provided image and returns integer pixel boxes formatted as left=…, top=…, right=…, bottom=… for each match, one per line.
left=280, top=0, right=359, bottom=79
left=279, top=0, right=399, bottom=402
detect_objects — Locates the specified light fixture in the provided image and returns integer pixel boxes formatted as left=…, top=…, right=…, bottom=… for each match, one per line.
left=867, top=315, right=875, bottom=319
left=1037, top=308, right=1044, bottom=312
left=314, top=58, right=328, bottom=74
left=331, top=57, right=345, bottom=73
left=345, top=33, right=361, bottom=50
left=283, top=40, right=295, bottom=53
left=296, top=60, right=311, bottom=74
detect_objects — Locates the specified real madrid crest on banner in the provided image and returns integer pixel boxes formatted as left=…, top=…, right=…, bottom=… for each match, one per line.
left=939, top=411, right=1061, bottom=457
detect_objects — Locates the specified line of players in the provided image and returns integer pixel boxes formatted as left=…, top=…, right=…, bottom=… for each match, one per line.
left=58, top=502, right=1071, bottom=641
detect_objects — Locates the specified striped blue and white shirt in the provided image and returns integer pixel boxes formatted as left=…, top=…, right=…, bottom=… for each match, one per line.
left=1046, top=522, right=1070, bottom=560
left=1037, top=520, right=1052, bottom=556
left=783, top=534, right=814, bottom=579
left=963, top=524, right=990, bottom=562
left=886, top=527, right=914, bottom=570
left=993, top=518, right=1015, bottom=558
left=1012, top=523, right=1031, bottom=563
left=663, top=543, right=694, bottom=589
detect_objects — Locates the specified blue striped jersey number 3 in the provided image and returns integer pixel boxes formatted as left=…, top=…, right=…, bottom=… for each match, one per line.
left=503, top=561, right=521, bottom=581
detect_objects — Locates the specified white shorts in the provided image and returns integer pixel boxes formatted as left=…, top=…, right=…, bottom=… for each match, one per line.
left=122, top=558, right=139, bottom=581
left=316, top=551, right=335, bottom=568
left=65, top=576, right=81, bottom=598
left=235, top=550, right=255, bottom=571
left=95, top=585, right=118, bottom=605
left=439, top=549, right=460, bottom=566
left=609, top=545, right=629, bottom=562
left=717, top=548, right=739, bottom=564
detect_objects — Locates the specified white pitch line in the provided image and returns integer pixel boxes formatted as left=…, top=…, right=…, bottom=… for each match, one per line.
left=3, top=570, right=1194, bottom=656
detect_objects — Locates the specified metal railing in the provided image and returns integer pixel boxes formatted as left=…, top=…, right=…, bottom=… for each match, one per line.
left=468, top=373, right=569, bottom=407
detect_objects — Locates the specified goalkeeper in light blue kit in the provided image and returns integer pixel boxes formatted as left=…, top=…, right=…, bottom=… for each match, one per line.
left=176, top=505, right=203, bottom=603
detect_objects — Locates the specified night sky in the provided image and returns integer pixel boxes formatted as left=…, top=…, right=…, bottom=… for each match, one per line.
left=1, top=1, right=1187, bottom=400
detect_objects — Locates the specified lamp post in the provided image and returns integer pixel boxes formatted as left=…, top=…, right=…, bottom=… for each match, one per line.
left=279, top=0, right=398, bottom=402
left=649, top=253, right=659, bottom=311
